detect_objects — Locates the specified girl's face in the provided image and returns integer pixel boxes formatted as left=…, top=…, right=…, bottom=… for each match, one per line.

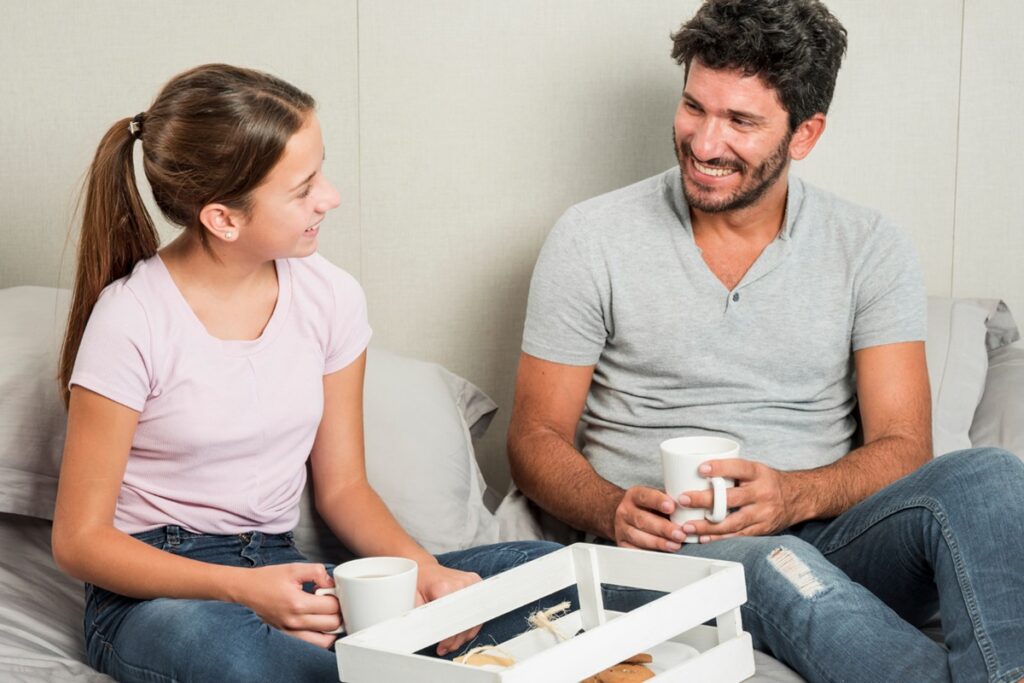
left=236, top=113, right=341, bottom=260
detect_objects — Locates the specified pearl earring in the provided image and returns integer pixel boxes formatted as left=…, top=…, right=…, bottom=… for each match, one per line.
left=224, top=231, right=234, bottom=239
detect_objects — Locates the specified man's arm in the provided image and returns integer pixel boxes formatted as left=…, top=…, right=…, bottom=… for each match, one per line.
left=507, top=353, right=685, bottom=551
left=783, top=340, right=932, bottom=519
left=685, top=341, right=932, bottom=540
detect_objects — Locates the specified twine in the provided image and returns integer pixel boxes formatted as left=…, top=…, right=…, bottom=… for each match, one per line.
left=526, top=600, right=573, bottom=641
left=455, top=600, right=576, bottom=669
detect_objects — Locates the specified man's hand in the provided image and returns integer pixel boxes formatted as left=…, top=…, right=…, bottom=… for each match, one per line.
left=613, top=485, right=688, bottom=552
left=677, top=458, right=800, bottom=542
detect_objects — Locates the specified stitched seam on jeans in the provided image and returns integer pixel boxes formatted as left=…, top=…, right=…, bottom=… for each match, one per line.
left=994, top=664, right=1024, bottom=683
left=918, top=500, right=1001, bottom=679
left=89, top=603, right=118, bottom=642
left=93, top=592, right=118, bottom=615
left=819, top=496, right=1001, bottom=679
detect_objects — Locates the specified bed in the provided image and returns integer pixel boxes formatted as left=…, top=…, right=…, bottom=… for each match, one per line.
left=1, top=285, right=1021, bottom=682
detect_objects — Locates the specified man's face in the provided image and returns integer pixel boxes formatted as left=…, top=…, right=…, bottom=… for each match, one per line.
left=674, top=60, right=795, bottom=214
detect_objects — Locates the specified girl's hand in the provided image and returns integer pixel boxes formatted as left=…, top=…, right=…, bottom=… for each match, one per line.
left=233, top=563, right=341, bottom=648
left=415, top=561, right=482, bottom=656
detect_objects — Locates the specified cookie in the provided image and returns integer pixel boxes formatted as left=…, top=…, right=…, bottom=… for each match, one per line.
left=581, top=660, right=655, bottom=682
left=455, top=650, right=515, bottom=667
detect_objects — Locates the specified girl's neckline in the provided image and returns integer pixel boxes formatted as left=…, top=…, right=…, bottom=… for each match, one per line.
left=152, top=254, right=292, bottom=356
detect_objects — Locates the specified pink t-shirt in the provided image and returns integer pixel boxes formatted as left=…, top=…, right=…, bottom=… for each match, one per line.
left=70, top=253, right=372, bottom=535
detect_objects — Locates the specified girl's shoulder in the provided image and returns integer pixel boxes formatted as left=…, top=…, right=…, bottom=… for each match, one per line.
left=288, top=252, right=361, bottom=290
left=73, top=257, right=170, bottom=411
left=85, top=254, right=192, bottom=359
left=286, top=254, right=372, bottom=372
left=90, top=256, right=166, bottom=325
left=285, top=253, right=366, bottom=312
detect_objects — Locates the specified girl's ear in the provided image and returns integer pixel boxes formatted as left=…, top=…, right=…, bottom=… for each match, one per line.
left=199, top=203, right=243, bottom=242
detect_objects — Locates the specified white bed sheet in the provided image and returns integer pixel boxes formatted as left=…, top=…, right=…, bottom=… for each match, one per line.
left=0, top=513, right=112, bottom=682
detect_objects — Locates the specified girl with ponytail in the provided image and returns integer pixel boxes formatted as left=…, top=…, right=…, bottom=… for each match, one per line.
left=52, top=64, right=561, bottom=682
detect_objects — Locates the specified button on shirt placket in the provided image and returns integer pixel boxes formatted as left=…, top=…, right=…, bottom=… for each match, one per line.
left=725, top=289, right=741, bottom=312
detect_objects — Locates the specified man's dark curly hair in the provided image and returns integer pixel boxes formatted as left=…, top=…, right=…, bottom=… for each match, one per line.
left=671, top=0, right=847, bottom=131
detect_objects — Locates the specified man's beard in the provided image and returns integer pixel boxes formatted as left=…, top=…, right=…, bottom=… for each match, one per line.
left=676, top=129, right=792, bottom=213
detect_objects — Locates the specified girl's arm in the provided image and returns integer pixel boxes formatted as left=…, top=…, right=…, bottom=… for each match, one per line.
left=52, top=386, right=341, bottom=647
left=310, top=350, right=482, bottom=655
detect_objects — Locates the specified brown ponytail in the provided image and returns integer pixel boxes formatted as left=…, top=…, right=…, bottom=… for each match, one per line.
left=59, top=119, right=158, bottom=407
left=59, top=64, right=315, bottom=407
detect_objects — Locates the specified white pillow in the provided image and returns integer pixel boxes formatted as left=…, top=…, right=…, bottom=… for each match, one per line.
left=364, top=348, right=499, bottom=553
left=970, top=342, right=1024, bottom=458
left=0, top=286, right=499, bottom=559
left=925, top=297, right=991, bottom=457
left=0, top=287, right=70, bottom=520
left=925, top=297, right=1020, bottom=457
left=293, top=348, right=501, bottom=561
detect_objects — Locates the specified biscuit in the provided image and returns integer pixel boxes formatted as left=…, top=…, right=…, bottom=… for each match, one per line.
left=581, top=658, right=655, bottom=682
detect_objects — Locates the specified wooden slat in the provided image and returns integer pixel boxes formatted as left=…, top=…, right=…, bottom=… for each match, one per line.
left=571, top=544, right=607, bottom=630
left=339, top=549, right=577, bottom=653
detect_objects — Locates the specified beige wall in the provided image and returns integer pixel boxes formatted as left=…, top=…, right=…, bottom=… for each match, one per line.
left=954, top=0, right=1024, bottom=305
left=0, top=0, right=361, bottom=284
left=1, top=1, right=1020, bottom=495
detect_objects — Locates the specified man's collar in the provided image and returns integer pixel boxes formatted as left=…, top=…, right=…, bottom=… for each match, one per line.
left=670, top=167, right=803, bottom=240
left=779, top=175, right=803, bottom=241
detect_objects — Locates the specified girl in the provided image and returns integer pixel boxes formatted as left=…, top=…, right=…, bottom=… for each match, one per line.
left=52, top=63, right=560, bottom=682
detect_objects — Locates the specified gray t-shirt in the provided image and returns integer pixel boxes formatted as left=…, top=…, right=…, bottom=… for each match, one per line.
left=522, top=168, right=927, bottom=489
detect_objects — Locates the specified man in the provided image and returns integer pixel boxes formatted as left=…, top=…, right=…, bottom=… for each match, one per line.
left=507, top=1, right=1024, bottom=682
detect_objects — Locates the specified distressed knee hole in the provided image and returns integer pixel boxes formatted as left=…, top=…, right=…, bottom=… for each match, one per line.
left=768, top=547, right=826, bottom=598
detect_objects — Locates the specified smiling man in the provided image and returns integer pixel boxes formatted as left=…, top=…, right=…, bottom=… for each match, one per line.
left=507, top=1, right=1024, bottom=682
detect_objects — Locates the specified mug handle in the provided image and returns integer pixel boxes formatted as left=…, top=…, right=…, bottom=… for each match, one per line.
left=315, top=587, right=346, bottom=635
left=706, top=476, right=729, bottom=523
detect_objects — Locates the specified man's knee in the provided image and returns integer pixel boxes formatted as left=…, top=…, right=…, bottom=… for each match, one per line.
left=921, top=448, right=1024, bottom=503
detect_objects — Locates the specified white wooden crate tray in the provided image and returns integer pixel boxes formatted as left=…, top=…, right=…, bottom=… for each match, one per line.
left=334, top=543, right=755, bottom=682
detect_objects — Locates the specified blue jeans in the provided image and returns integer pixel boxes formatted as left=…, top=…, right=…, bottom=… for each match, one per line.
left=84, top=529, right=566, bottom=682
left=670, top=448, right=1024, bottom=683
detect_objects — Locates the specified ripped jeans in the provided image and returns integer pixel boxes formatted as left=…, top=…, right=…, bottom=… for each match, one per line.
left=674, top=449, right=1024, bottom=683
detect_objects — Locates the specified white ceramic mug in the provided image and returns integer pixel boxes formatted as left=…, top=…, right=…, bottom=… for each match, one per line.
left=315, top=556, right=418, bottom=634
left=660, top=436, right=740, bottom=543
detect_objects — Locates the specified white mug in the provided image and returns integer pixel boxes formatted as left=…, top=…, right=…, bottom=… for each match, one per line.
left=315, top=556, right=418, bottom=634
left=660, top=436, right=740, bottom=543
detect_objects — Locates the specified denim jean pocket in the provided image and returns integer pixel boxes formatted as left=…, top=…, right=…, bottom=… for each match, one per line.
left=85, top=584, right=117, bottom=617
left=85, top=583, right=139, bottom=640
